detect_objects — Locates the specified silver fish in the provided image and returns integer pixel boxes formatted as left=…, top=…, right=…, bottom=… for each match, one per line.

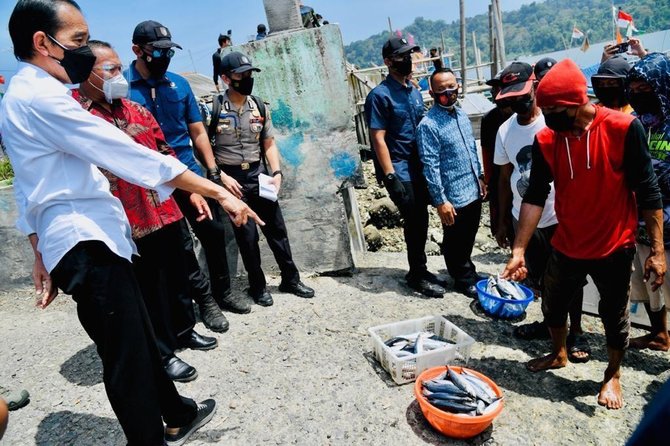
left=496, top=277, right=526, bottom=300
left=413, top=332, right=427, bottom=354
left=447, top=367, right=478, bottom=399
left=476, top=400, right=486, bottom=415
left=461, top=373, right=495, bottom=404
left=486, top=277, right=501, bottom=297
left=424, top=390, right=476, bottom=404
left=423, top=379, right=470, bottom=397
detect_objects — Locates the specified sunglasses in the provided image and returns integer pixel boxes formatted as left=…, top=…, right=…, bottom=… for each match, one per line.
left=143, top=47, right=175, bottom=59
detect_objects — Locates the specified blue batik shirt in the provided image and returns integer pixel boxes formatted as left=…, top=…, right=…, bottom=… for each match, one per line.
left=417, top=104, right=482, bottom=208
left=125, top=62, right=204, bottom=176
left=364, top=76, right=425, bottom=182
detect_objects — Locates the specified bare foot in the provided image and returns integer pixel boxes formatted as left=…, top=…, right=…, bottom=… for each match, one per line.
left=629, top=333, right=670, bottom=351
left=526, top=352, right=568, bottom=372
left=598, top=375, right=624, bottom=409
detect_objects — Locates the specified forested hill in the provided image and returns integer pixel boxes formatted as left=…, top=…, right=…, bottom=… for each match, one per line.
left=344, top=0, right=670, bottom=68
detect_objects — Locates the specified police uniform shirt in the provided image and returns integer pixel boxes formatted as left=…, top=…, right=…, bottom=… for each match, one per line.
left=212, top=91, right=275, bottom=166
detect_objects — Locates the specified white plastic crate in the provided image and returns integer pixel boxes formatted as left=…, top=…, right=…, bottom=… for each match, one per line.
left=368, top=315, right=476, bottom=385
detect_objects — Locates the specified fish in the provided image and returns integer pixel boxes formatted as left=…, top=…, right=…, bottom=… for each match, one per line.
left=428, top=398, right=478, bottom=413
left=461, top=372, right=495, bottom=404
left=423, top=379, right=471, bottom=397
left=384, top=336, right=410, bottom=347
left=447, top=367, right=478, bottom=399
left=428, top=334, right=456, bottom=344
left=413, top=332, right=426, bottom=354
left=495, top=277, right=523, bottom=299
left=423, top=390, right=476, bottom=404
left=476, top=400, right=486, bottom=415
left=485, top=277, right=502, bottom=297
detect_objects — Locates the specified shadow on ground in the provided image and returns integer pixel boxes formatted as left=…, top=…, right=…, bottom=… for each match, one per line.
left=330, top=267, right=447, bottom=297
left=36, top=411, right=123, bottom=445
left=60, top=344, right=102, bottom=387
left=405, top=399, right=494, bottom=445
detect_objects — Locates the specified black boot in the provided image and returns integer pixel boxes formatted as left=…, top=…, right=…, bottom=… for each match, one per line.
left=198, top=294, right=229, bottom=333
left=217, top=292, right=252, bottom=314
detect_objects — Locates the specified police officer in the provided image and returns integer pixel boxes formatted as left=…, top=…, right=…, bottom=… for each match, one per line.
left=212, top=51, right=314, bottom=306
left=364, top=37, right=446, bottom=297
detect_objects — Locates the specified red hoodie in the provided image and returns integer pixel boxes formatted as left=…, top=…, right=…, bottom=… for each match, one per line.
left=530, top=107, right=642, bottom=259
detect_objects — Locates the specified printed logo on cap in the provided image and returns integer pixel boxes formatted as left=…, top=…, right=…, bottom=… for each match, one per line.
left=502, top=72, right=521, bottom=83
left=400, top=39, right=407, bottom=45
left=241, top=56, right=250, bottom=64
left=158, top=27, right=168, bottom=37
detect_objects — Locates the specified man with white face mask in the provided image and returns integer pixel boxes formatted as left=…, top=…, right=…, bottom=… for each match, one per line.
left=76, top=40, right=219, bottom=383
left=417, top=68, right=488, bottom=298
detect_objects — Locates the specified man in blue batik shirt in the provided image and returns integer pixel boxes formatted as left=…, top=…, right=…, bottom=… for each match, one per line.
left=417, top=68, right=487, bottom=298
left=364, top=37, right=446, bottom=298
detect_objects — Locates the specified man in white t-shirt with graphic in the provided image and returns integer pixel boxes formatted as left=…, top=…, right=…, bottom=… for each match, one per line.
left=493, top=62, right=589, bottom=362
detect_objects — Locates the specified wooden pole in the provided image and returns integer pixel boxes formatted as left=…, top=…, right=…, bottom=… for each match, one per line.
left=493, top=0, right=506, bottom=67
left=441, top=31, right=447, bottom=67
left=460, top=0, right=467, bottom=94
left=388, top=17, right=393, bottom=34
left=488, top=3, right=497, bottom=78
left=472, top=31, right=483, bottom=84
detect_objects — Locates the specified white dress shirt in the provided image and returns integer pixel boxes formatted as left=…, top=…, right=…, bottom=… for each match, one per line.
left=0, top=62, right=187, bottom=272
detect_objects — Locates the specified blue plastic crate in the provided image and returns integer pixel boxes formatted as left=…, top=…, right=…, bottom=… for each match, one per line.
left=475, top=280, right=534, bottom=319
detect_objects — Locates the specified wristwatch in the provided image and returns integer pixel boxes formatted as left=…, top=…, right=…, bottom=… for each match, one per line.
left=385, top=172, right=396, bottom=182
left=272, top=170, right=283, bottom=177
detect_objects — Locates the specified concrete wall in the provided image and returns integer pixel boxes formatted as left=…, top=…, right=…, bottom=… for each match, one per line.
left=236, top=25, right=360, bottom=274
left=0, top=187, right=33, bottom=290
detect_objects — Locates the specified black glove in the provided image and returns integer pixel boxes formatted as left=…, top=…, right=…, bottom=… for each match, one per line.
left=383, top=173, right=408, bottom=206
left=206, top=167, right=225, bottom=187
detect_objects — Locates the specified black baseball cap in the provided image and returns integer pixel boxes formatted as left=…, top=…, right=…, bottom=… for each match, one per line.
left=133, top=20, right=182, bottom=49
left=533, top=57, right=556, bottom=80
left=485, top=70, right=504, bottom=87
left=382, top=37, right=420, bottom=59
left=496, top=62, right=535, bottom=100
left=593, top=55, right=631, bottom=79
left=220, top=51, right=261, bottom=75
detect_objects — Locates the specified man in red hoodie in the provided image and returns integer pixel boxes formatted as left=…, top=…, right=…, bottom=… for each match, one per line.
left=503, top=59, right=665, bottom=410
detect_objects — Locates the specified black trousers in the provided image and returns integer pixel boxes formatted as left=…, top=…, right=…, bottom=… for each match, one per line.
left=543, top=247, right=635, bottom=350
left=223, top=163, right=300, bottom=295
left=174, top=193, right=231, bottom=301
left=133, top=220, right=195, bottom=359
left=442, top=199, right=482, bottom=287
left=387, top=179, right=430, bottom=279
left=51, top=241, right=196, bottom=445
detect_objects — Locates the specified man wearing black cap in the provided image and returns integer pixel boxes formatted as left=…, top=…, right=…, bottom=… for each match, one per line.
left=212, top=32, right=232, bottom=92
left=211, top=51, right=315, bottom=306
left=592, top=55, right=633, bottom=113
left=364, top=37, right=446, bottom=297
left=533, top=57, right=557, bottom=82
left=126, top=21, right=251, bottom=342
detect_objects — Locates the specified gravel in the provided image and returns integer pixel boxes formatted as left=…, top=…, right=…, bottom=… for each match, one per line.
left=1, top=163, right=668, bottom=445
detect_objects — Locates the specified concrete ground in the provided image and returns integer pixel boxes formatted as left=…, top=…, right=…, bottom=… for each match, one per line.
left=1, top=248, right=669, bottom=446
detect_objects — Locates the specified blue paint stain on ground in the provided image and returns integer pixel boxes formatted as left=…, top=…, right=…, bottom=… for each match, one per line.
left=330, top=151, right=357, bottom=179
left=280, top=133, right=305, bottom=167
left=272, top=99, right=295, bottom=131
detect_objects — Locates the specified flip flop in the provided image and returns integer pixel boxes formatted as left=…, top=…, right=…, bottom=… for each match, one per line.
left=513, top=321, right=551, bottom=340
left=567, top=333, right=591, bottom=363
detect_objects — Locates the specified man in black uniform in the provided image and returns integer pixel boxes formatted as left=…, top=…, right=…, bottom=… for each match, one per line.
left=212, top=32, right=231, bottom=93
left=211, top=51, right=314, bottom=306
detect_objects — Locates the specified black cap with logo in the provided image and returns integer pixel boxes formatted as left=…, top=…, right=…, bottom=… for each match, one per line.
left=496, top=62, right=535, bottom=100
left=382, top=37, right=420, bottom=59
left=533, top=57, right=557, bottom=81
left=219, top=51, right=261, bottom=75
left=133, top=20, right=182, bottom=49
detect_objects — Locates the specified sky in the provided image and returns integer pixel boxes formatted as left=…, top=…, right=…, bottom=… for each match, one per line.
left=0, top=0, right=539, bottom=80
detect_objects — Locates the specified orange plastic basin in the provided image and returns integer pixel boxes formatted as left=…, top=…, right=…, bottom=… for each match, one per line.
left=414, top=366, right=504, bottom=439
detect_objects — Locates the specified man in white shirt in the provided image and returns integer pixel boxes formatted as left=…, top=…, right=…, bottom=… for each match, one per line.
left=493, top=62, right=588, bottom=362
left=2, top=1, right=261, bottom=445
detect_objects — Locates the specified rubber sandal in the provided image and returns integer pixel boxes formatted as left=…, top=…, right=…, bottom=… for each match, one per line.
left=567, top=333, right=591, bottom=363
left=513, top=321, right=551, bottom=340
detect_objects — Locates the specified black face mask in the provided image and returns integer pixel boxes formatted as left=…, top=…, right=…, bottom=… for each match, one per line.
left=47, top=35, right=96, bottom=84
left=628, top=91, right=662, bottom=116
left=510, top=99, right=534, bottom=115
left=433, top=88, right=458, bottom=108
left=544, top=109, right=575, bottom=132
left=230, top=76, right=254, bottom=96
left=391, top=58, right=412, bottom=77
left=594, top=86, right=627, bottom=109
left=142, top=53, right=171, bottom=79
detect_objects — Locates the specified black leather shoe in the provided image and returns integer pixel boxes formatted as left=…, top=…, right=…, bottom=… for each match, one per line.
left=455, top=283, right=478, bottom=299
left=249, top=288, right=273, bottom=307
left=164, top=356, right=198, bottom=383
left=180, top=331, right=218, bottom=351
left=198, top=295, right=229, bottom=333
left=218, top=292, right=252, bottom=314
left=421, top=271, right=448, bottom=288
left=407, top=278, right=445, bottom=298
left=165, top=399, right=217, bottom=446
left=278, top=281, right=315, bottom=298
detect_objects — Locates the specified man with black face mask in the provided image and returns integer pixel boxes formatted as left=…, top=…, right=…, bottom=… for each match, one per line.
left=417, top=68, right=488, bottom=298
left=626, top=52, right=670, bottom=352
left=364, top=37, right=446, bottom=298
left=211, top=51, right=314, bottom=306
left=503, top=59, right=665, bottom=410
left=494, top=62, right=587, bottom=360
left=126, top=21, right=251, bottom=331
left=592, top=55, right=632, bottom=113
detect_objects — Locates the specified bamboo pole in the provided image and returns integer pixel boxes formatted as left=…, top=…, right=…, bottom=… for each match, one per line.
left=488, top=3, right=497, bottom=78
left=460, top=0, right=467, bottom=94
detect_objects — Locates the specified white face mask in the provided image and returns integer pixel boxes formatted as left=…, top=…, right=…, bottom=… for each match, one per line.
left=102, top=74, right=129, bottom=103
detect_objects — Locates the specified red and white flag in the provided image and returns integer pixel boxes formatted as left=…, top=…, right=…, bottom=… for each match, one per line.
left=617, top=9, right=638, bottom=31
left=572, top=27, right=584, bottom=39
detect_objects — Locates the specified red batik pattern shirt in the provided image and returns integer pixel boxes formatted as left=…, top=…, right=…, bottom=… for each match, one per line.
left=74, top=91, right=184, bottom=239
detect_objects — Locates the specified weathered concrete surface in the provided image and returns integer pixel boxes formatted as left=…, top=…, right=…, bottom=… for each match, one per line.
left=0, top=187, right=32, bottom=291
left=232, top=25, right=361, bottom=274
left=1, top=251, right=668, bottom=446
left=262, top=0, right=303, bottom=34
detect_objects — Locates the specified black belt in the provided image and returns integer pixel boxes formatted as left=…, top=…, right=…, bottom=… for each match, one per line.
left=219, top=160, right=261, bottom=172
